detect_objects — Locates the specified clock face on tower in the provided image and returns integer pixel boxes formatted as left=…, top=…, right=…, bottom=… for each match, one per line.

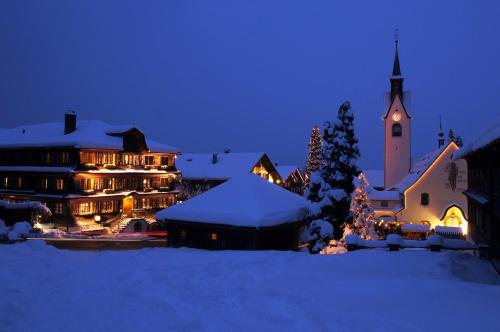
left=392, top=111, right=401, bottom=122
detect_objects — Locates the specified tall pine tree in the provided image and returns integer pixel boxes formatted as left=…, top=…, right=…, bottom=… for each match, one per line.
left=302, top=102, right=361, bottom=252
left=304, top=126, right=322, bottom=189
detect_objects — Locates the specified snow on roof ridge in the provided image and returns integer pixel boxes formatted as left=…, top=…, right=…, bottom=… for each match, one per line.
left=455, top=119, right=500, bottom=159
left=392, top=143, right=451, bottom=192
left=156, top=173, right=309, bottom=227
left=177, top=152, right=268, bottom=180
left=0, top=119, right=180, bottom=153
left=275, top=165, right=300, bottom=180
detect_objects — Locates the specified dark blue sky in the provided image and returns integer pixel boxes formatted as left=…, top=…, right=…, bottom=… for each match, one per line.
left=1, top=1, right=499, bottom=169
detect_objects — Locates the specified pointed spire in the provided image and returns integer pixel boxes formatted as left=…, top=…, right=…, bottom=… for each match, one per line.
left=392, top=29, right=402, bottom=77
left=389, top=29, right=404, bottom=101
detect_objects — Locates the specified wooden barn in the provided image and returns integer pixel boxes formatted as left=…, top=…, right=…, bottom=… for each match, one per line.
left=156, top=173, right=309, bottom=250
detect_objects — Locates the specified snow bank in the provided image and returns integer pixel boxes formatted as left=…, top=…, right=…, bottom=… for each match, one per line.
left=427, top=235, right=443, bottom=246
left=386, top=234, right=403, bottom=246
left=0, top=243, right=499, bottom=332
left=6, top=221, right=32, bottom=241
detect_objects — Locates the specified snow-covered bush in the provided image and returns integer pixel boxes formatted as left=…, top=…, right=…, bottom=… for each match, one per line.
left=386, top=234, right=403, bottom=246
left=427, top=235, right=443, bottom=247
left=301, top=218, right=333, bottom=253
left=7, top=221, right=32, bottom=241
left=345, top=234, right=361, bottom=246
left=0, top=219, right=8, bottom=239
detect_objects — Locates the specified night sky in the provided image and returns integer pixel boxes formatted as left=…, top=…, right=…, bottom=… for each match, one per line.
left=1, top=1, right=499, bottom=169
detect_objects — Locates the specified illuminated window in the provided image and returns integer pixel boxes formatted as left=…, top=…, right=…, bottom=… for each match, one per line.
left=210, top=232, right=218, bottom=241
left=79, top=202, right=91, bottom=214
left=41, top=178, right=48, bottom=189
left=392, top=123, right=402, bottom=137
left=56, top=179, right=64, bottom=190
left=63, top=152, right=69, bottom=164
left=2, top=177, right=8, bottom=188
left=17, top=177, right=23, bottom=188
left=144, top=155, right=154, bottom=165
left=55, top=203, right=63, bottom=215
left=420, top=193, right=430, bottom=206
left=101, top=201, right=113, bottom=213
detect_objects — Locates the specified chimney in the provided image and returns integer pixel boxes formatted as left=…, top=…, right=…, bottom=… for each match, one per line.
left=64, top=111, right=76, bottom=135
left=212, top=152, right=218, bottom=164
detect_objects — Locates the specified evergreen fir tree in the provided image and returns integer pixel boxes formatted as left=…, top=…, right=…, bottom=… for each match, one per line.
left=347, top=173, right=378, bottom=240
left=304, top=126, right=322, bottom=189
left=448, top=129, right=463, bottom=147
left=448, top=129, right=455, bottom=143
left=302, top=102, right=361, bottom=252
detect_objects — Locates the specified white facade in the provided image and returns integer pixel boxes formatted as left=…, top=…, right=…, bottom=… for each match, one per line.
left=383, top=94, right=411, bottom=189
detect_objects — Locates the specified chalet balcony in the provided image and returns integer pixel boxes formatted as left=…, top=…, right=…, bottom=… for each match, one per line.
left=103, top=188, right=116, bottom=194
left=159, top=165, right=177, bottom=172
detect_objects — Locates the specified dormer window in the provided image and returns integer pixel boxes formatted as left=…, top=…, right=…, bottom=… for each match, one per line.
left=392, top=123, right=402, bottom=137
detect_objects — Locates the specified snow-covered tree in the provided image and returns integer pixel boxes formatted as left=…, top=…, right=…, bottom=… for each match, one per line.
left=304, top=126, right=322, bottom=189
left=302, top=102, right=360, bottom=252
left=346, top=173, right=378, bottom=240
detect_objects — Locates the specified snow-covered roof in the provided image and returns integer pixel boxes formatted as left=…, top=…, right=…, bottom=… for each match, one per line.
left=367, top=188, right=401, bottom=201
left=392, top=143, right=452, bottom=192
left=435, top=226, right=463, bottom=235
left=177, top=152, right=269, bottom=180
left=454, top=119, right=500, bottom=159
left=0, top=120, right=180, bottom=153
left=276, top=166, right=301, bottom=181
left=362, top=169, right=400, bottom=201
left=401, top=224, right=430, bottom=233
left=0, top=199, right=51, bottom=216
left=156, top=173, right=309, bottom=228
left=363, top=169, right=384, bottom=188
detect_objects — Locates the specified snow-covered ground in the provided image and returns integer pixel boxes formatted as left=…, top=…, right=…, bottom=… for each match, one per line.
left=1, top=242, right=499, bottom=332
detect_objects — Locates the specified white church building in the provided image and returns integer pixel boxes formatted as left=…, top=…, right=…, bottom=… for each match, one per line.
left=363, top=40, right=468, bottom=235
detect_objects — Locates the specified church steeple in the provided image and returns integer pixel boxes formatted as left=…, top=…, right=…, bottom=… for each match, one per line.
left=392, top=42, right=401, bottom=76
left=438, top=115, right=445, bottom=148
left=390, top=29, right=404, bottom=101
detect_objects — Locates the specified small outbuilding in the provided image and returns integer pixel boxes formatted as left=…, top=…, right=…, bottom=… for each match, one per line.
left=156, top=174, right=310, bottom=250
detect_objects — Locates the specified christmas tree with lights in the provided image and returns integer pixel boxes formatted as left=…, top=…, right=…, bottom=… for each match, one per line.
left=304, top=126, right=322, bottom=189
left=347, top=173, right=378, bottom=240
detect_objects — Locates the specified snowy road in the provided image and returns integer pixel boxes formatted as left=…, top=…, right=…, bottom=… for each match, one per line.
left=1, top=241, right=499, bottom=332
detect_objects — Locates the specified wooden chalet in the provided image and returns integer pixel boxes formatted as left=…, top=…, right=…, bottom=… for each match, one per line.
left=156, top=174, right=309, bottom=250
left=455, top=121, right=500, bottom=257
left=276, top=165, right=305, bottom=195
left=0, top=112, right=180, bottom=232
left=175, top=151, right=282, bottom=200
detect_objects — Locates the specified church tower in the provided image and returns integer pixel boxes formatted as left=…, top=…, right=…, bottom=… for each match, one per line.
left=383, top=35, right=412, bottom=189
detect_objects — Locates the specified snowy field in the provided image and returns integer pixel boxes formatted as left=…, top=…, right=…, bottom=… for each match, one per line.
left=1, top=241, right=499, bottom=332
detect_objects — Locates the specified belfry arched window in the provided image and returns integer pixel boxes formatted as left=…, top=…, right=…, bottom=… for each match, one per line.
left=392, top=123, right=402, bottom=137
